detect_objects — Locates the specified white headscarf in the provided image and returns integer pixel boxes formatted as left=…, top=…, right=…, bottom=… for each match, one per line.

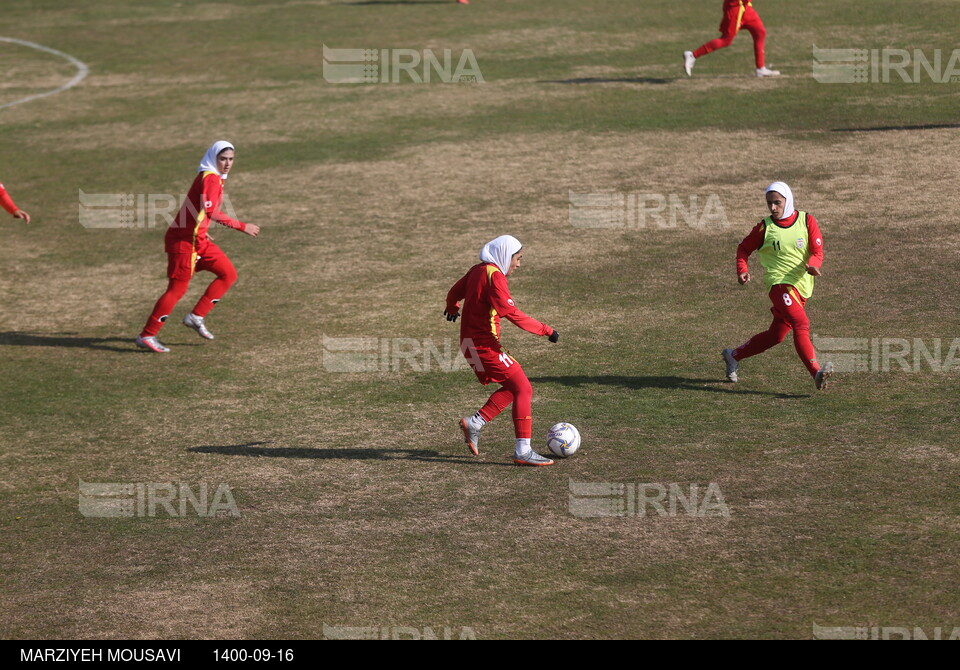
left=765, top=181, right=795, bottom=220
left=479, top=235, right=522, bottom=276
left=198, top=140, right=235, bottom=179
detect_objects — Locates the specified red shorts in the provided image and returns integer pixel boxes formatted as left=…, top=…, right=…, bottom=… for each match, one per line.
left=719, top=5, right=762, bottom=39
left=768, top=284, right=808, bottom=322
left=165, top=239, right=232, bottom=281
left=461, top=341, right=523, bottom=386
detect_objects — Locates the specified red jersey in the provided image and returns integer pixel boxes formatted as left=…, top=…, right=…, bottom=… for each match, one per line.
left=446, top=262, right=553, bottom=350
left=0, top=183, right=19, bottom=215
left=736, top=211, right=823, bottom=276
left=165, top=171, right=246, bottom=253
left=723, top=0, right=752, bottom=8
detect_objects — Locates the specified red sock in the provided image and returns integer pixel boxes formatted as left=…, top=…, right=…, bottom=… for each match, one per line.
left=744, top=23, right=767, bottom=68
left=476, top=370, right=534, bottom=439
left=192, top=256, right=237, bottom=318
left=141, top=278, right=190, bottom=337
left=792, top=322, right=820, bottom=377
left=734, top=319, right=791, bottom=361
left=502, top=371, right=533, bottom=439
left=192, top=278, right=232, bottom=318
left=479, top=387, right=513, bottom=422
left=693, top=35, right=734, bottom=59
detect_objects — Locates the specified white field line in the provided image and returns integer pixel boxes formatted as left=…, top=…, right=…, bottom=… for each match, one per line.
left=0, top=37, right=90, bottom=110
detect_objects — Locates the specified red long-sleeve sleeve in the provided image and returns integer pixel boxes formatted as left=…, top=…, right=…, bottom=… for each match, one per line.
left=446, top=272, right=469, bottom=315
left=736, top=219, right=766, bottom=275
left=489, top=271, right=553, bottom=337
left=805, top=214, right=824, bottom=269
left=201, top=173, right=246, bottom=232
left=0, top=183, right=19, bottom=216
left=447, top=262, right=552, bottom=350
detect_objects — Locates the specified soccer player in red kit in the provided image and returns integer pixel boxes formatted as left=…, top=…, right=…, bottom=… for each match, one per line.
left=683, top=1, right=780, bottom=77
left=136, top=141, right=260, bottom=353
left=445, top=235, right=560, bottom=466
left=1, top=181, right=31, bottom=224
left=722, top=182, right=834, bottom=390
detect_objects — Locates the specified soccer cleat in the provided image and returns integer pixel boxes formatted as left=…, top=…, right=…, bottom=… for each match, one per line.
left=683, top=51, right=696, bottom=77
left=722, top=348, right=739, bottom=383
left=756, top=66, right=781, bottom=77
left=815, top=362, right=835, bottom=391
left=183, top=312, right=214, bottom=340
left=513, top=451, right=555, bottom=467
left=135, top=335, right=170, bottom=353
left=460, top=417, right=480, bottom=456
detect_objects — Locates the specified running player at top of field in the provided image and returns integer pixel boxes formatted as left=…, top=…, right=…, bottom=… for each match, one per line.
left=722, top=182, right=834, bottom=390
left=136, top=140, right=260, bottom=353
left=445, top=235, right=560, bottom=466
left=0, top=181, right=31, bottom=224
left=684, top=1, right=780, bottom=77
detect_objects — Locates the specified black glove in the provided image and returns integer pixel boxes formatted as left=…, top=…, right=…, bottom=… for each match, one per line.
left=444, top=309, right=459, bottom=322
left=548, top=329, right=559, bottom=343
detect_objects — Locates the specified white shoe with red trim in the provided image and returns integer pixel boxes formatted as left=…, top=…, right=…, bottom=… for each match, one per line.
left=183, top=313, right=214, bottom=340
left=135, top=335, right=170, bottom=353
left=460, top=417, right=481, bottom=456
left=513, top=451, right=554, bottom=467
left=815, top=362, right=834, bottom=391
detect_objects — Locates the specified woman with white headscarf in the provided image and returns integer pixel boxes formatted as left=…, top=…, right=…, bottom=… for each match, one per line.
left=722, top=182, right=834, bottom=390
left=136, top=140, right=260, bottom=353
left=445, top=235, right=560, bottom=466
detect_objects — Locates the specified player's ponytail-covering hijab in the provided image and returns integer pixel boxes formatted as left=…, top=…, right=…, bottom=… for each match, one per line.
left=480, top=235, right=522, bottom=276
left=766, top=181, right=795, bottom=221
left=198, top=140, right=235, bottom=179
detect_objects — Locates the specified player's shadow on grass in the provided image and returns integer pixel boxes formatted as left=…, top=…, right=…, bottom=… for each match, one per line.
left=832, top=122, right=960, bottom=133
left=529, top=375, right=809, bottom=399
left=538, top=77, right=673, bottom=85
left=0, top=331, right=182, bottom=353
left=189, top=441, right=510, bottom=465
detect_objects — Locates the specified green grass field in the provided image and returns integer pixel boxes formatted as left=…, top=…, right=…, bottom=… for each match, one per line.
left=2, top=0, right=958, bottom=640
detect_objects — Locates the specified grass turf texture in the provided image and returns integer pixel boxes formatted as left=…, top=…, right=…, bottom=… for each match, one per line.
left=2, top=0, right=959, bottom=639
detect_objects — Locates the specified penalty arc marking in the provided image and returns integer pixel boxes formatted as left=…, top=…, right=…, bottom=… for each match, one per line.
left=0, top=37, right=89, bottom=110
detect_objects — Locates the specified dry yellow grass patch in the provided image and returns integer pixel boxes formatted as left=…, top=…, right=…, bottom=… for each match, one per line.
left=85, top=579, right=264, bottom=639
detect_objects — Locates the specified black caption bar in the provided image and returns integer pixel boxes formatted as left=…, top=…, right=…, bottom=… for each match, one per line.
left=11, top=641, right=314, bottom=665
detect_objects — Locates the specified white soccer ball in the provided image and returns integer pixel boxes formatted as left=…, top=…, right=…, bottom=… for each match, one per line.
left=546, top=422, right=581, bottom=458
